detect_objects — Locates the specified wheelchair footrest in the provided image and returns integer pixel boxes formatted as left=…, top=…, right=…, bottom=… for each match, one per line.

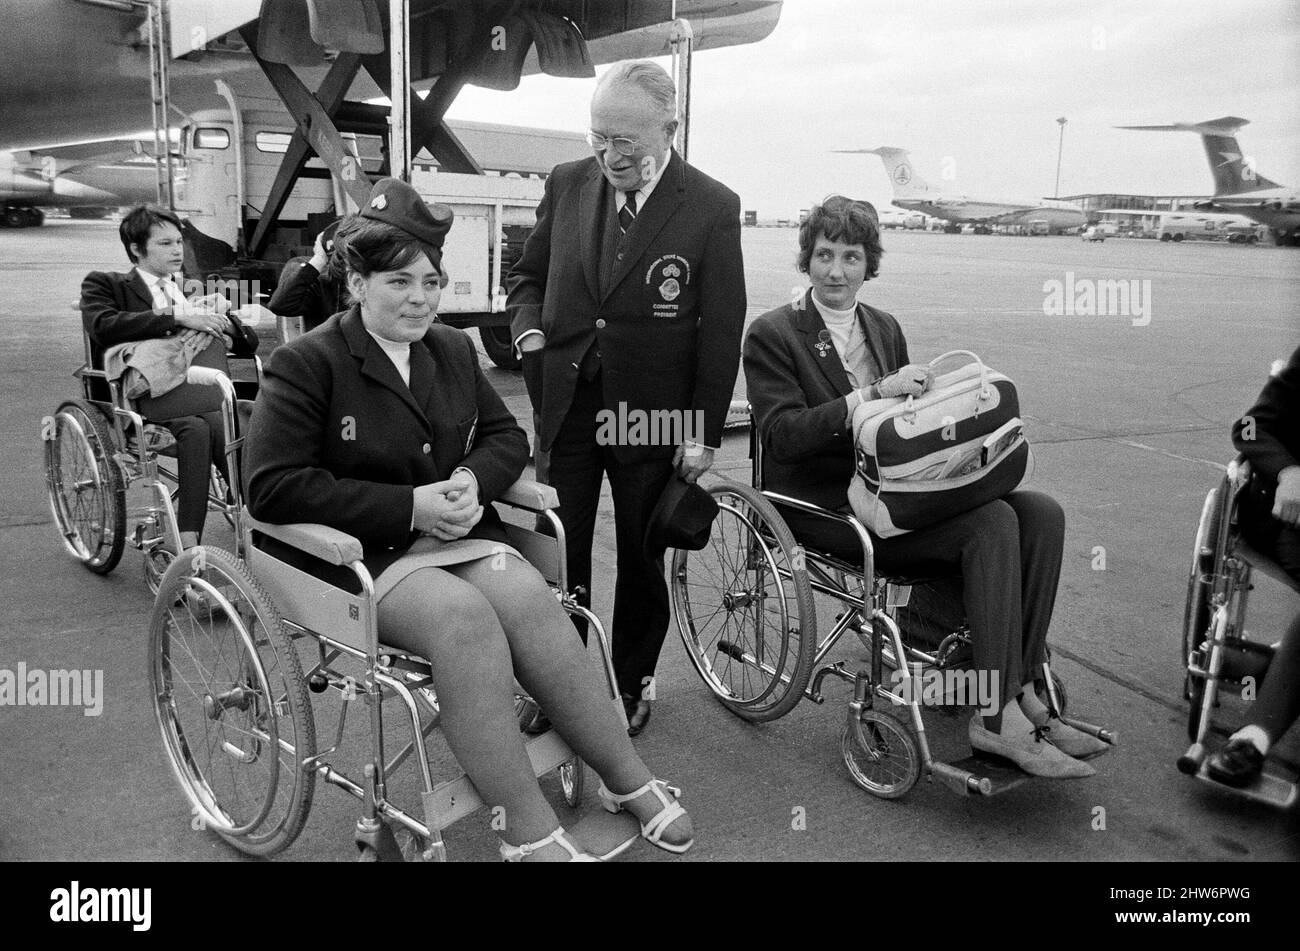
left=940, top=754, right=1033, bottom=797
left=421, top=730, right=575, bottom=833
left=1183, top=749, right=1300, bottom=809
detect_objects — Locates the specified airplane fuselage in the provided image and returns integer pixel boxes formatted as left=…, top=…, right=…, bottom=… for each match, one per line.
left=893, top=196, right=1085, bottom=228
left=1200, top=188, right=1300, bottom=236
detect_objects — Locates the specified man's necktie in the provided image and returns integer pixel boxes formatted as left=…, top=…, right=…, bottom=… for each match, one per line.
left=159, top=276, right=182, bottom=310
left=619, top=190, right=638, bottom=234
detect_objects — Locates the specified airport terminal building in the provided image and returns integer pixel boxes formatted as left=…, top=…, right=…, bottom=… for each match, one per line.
left=1061, top=192, right=1211, bottom=233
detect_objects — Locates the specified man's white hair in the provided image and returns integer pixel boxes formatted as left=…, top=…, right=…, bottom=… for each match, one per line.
left=595, top=60, right=677, bottom=119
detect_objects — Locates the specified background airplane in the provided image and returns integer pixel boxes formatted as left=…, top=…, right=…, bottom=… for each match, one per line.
left=0, top=141, right=158, bottom=228
left=837, top=146, right=1086, bottom=233
left=1117, top=117, right=1300, bottom=246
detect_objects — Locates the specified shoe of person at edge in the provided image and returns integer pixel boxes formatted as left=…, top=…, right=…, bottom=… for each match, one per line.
left=1205, top=737, right=1265, bottom=788
left=968, top=702, right=1095, bottom=778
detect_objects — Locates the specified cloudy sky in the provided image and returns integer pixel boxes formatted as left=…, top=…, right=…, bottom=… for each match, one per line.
left=447, top=0, right=1300, bottom=218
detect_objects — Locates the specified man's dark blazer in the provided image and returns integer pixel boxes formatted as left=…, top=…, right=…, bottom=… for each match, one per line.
left=244, top=306, right=529, bottom=579
left=1234, top=345, right=1300, bottom=486
left=1233, top=345, right=1300, bottom=535
left=506, top=151, right=746, bottom=460
left=742, top=289, right=908, bottom=511
left=80, top=268, right=258, bottom=369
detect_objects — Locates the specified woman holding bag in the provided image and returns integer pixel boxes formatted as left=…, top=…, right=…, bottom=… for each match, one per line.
left=742, top=195, right=1110, bottom=778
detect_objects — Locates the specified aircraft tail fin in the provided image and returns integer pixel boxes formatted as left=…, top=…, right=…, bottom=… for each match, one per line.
left=834, top=146, right=930, bottom=198
left=1116, top=117, right=1281, bottom=195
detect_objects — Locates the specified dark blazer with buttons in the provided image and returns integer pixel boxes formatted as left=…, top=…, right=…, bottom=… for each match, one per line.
left=743, top=289, right=909, bottom=510
left=80, top=268, right=258, bottom=368
left=506, top=150, right=747, bottom=460
left=244, top=306, right=530, bottom=579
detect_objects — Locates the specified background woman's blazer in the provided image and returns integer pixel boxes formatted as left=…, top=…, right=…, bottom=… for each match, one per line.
left=245, top=305, right=529, bottom=578
left=742, top=289, right=908, bottom=511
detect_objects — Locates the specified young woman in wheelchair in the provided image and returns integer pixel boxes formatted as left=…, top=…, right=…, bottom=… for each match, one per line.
left=1206, top=345, right=1300, bottom=787
left=243, top=178, right=692, bottom=861
left=742, top=195, right=1110, bottom=779
left=80, top=205, right=259, bottom=551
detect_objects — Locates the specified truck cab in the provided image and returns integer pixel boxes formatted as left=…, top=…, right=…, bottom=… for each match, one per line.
left=175, top=99, right=573, bottom=367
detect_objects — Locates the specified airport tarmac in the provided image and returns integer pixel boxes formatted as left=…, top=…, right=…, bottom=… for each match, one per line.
left=1, top=218, right=1297, bottom=862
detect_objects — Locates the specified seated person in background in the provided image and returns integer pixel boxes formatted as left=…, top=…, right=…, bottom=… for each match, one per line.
left=1207, top=346, right=1300, bottom=786
left=244, top=178, right=692, bottom=861
left=743, top=195, right=1110, bottom=778
left=266, top=219, right=358, bottom=333
left=80, top=205, right=258, bottom=551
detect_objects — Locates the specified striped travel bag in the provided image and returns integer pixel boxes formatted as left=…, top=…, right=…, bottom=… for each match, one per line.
left=847, top=350, right=1033, bottom=538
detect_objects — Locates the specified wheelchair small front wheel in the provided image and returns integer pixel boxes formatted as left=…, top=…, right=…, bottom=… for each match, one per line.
left=841, top=707, right=922, bottom=800
left=149, top=546, right=316, bottom=856
left=671, top=479, right=816, bottom=722
left=44, top=400, right=125, bottom=573
left=559, top=757, right=585, bottom=808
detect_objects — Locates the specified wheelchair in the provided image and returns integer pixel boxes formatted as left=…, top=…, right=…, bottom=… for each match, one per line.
left=669, top=412, right=1115, bottom=800
left=1177, top=457, right=1300, bottom=808
left=145, top=368, right=625, bottom=860
left=43, top=326, right=257, bottom=592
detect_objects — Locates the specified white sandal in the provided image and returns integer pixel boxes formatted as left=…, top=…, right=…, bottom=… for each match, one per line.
left=597, top=779, right=694, bottom=854
left=498, top=826, right=599, bottom=862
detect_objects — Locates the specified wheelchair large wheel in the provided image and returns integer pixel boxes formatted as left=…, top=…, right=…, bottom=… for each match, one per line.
left=44, top=399, right=125, bottom=573
left=671, top=479, right=816, bottom=722
left=841, top=708, right=922, bottom=800
left=149, top=546, right=316, bottom=856
left=1182, top=484, right=1223, bottom=700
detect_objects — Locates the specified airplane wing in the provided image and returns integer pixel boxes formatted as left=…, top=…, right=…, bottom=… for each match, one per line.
left=1, top=0, right=783, bottom=151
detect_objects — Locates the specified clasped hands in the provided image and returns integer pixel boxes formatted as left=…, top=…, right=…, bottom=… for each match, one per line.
left=173, top=293, right=236, bottom=339
left=413, top=475, right=483, bottom=541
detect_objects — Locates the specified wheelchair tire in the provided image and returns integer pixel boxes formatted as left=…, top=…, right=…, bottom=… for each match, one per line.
left=1182, top=484, right=1223, bottom=701
left=671, top=479, right=816, bottom=722
left=45, top=399, right=125, bottom=574
left=149, top=545, right=316, bottom=857
left=841, top=708, right=922, bottom=800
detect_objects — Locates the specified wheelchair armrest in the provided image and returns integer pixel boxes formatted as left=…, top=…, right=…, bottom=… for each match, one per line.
left=497, top=478, right=560, bottom=512
left=244, top=514, right=365, bottom=566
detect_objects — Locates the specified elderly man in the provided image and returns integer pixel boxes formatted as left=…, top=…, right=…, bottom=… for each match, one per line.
left=507, top=60, right=746, bottom=735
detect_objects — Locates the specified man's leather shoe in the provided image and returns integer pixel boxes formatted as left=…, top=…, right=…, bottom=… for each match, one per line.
left=1206, top=738, right=1265, bottom=788
left=517, top=697, right=551, bottom=735
left=623, top=693, right=652, bottom=737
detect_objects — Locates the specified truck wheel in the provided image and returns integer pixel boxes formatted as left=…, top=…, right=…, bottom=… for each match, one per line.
left=3, top=207, right=28, bottom=228
left=1171, top=233, right=1184, bottom=242
left=1159, top=232, right=1172, bottom=242
left=478, top=326, right=521, bottom=371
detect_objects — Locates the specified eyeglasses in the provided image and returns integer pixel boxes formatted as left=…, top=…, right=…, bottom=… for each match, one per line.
left=585, top=131, right=642, bottom=157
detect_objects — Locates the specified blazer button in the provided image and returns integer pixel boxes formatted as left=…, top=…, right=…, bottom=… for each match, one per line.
left=422, top=443, right=431, bottom=454
left=616, top=252, right=624, bottom=260
left=595, top=318, right=606, bottom=329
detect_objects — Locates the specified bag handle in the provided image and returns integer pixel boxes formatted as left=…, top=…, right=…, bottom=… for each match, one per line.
left=899, top=349, right=992, bottom=416
left=927, top=349, right=988, bottom=382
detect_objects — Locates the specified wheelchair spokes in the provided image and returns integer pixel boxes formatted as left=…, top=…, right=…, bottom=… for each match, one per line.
left=672, top=480, right=816, bottom=721
left=45, top=400, right=125, bottom=573
left=841, top=707, right=923, bottom=800
left=149, top=546, right=315, bottom=856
